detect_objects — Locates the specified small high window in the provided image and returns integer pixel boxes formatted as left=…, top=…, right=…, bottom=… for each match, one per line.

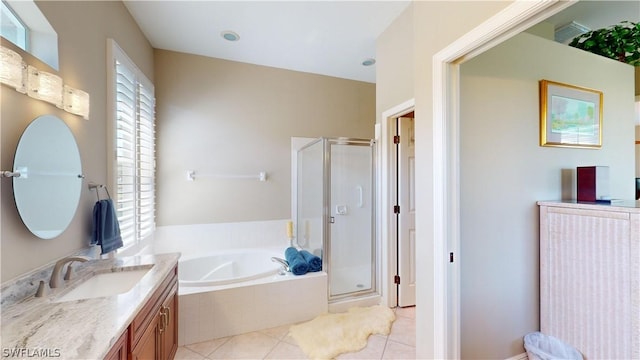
left=1, top=1, right=28, bottom=50
left=1, top=0, right=58, bottom=70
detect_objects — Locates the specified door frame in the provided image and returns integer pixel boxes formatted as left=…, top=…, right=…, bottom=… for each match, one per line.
left=379, top=99, right=415, bottom=308
left=430, top=1, right=577, bottom=358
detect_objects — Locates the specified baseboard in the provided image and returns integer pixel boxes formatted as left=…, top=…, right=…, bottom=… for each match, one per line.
left=505, top=352, right=528, bottom=360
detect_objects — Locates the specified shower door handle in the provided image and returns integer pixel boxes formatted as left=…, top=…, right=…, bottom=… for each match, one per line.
left=329, top=216, right=335, bottom=224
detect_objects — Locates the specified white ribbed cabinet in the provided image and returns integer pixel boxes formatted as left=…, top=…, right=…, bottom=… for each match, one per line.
left=538, top=201, right=640, bottom=359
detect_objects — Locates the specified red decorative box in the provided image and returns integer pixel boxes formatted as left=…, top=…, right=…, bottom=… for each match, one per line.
left=577, top=166, right=610, bottom=202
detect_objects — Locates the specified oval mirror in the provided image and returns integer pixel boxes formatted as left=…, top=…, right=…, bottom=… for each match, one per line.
left=13, top=115, right=82, bottom=239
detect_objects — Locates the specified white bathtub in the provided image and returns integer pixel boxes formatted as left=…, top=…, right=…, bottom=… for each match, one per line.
left=179, top=249, right=282, bottom=287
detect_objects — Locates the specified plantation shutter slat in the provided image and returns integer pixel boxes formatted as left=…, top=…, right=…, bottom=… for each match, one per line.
left=113, top=46, right=155, bottom=249
left=137, top=79, right=155, bottom=241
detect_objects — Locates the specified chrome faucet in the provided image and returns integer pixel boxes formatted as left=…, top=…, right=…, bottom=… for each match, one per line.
left=271, top=257, right=289, bottom=274
left=49, top=256, right=91, bottom=288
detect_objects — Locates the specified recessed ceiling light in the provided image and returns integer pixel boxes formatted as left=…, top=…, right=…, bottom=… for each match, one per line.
left=362, top=58, right=376, bottom=66
left=221, top=31, right=240, bottom=42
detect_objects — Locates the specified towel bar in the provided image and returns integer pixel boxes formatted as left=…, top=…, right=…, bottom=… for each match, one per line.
left=1, top=170, right=21, bottom=178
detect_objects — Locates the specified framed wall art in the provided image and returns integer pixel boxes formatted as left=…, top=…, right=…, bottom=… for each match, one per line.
left=539, top=79, right=603, bottom=148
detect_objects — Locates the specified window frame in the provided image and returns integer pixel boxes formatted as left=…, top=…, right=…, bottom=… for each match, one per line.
left=1, top=0, right=29, bottom=50
left=106, top=38, right=156, bottom=251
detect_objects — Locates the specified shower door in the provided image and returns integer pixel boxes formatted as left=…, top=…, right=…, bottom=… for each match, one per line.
left=325, top=138, right=376, bottom=300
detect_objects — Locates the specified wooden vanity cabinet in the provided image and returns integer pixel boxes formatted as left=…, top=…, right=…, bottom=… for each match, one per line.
left=104, top=329, right=128, bottom=360
left=128, top=265, right=178, bottom=360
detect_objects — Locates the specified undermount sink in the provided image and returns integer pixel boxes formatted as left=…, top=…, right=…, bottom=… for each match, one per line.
left=54, top=265, right=153, bottom=302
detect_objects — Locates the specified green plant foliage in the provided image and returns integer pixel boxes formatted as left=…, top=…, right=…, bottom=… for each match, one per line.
left=568, top=21, right=640, bottom=66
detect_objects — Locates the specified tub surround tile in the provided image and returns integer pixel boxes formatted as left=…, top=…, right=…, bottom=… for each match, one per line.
left=180, top=272, right=327, bottom=345
left=154, top=220, right=290, bottom=257
left=1, top=253, right=180, bottom=359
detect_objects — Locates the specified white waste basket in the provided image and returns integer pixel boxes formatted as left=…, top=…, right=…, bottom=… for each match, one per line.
left=524, top=332, right=583, bottom=360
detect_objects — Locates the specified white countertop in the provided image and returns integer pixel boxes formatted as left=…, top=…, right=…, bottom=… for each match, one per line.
left=1, top=253, right=180, bottom=359
left=537, top=200, right=640, bottom=212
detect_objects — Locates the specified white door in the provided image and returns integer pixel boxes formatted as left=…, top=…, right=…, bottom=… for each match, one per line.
left=398, top=117, right=416, bottom=307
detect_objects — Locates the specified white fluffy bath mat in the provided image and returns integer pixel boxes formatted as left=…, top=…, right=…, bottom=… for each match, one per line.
left=288, top=305, right=396, bottom=359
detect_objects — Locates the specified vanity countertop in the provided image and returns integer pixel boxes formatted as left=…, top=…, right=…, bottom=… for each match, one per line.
left=0, top=252, right=180, bottom=359
left=537, top=199, right=640, bottom=212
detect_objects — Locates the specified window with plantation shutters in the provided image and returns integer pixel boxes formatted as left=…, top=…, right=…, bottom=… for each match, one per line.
left=108, top=39, right=155, bottom=249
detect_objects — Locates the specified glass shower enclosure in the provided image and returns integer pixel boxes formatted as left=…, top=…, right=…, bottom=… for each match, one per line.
left=296, top=138, right=376, bottom=301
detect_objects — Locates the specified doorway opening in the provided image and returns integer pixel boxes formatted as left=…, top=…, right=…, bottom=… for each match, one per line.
left=394, top=113, right=416, bottom=307
left=379, top=99, right=415, bottom=309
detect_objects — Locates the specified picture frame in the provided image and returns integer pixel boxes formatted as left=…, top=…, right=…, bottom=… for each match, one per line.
left=539, top=79, right=603, bottom=148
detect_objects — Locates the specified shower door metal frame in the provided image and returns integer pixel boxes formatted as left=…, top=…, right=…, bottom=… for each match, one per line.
left=322, top=137, right=378, bottom=302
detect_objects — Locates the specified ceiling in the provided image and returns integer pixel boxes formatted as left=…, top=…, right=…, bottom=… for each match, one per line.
left=123, top=1, right=410, bottom=84
left=123, top=1, right=639, bottom=84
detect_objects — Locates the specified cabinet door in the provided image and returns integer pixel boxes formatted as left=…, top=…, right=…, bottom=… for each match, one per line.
left=131, top=313, right=159, bottom=360
left=160, top=286, right=178, bottom=360
left=104, top=330, right=128, bottom=360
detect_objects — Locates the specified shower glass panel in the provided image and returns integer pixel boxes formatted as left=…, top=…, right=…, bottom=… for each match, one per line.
left=296, top=138, right=376, bottom=302
left=296, top=139, right=324, bottom=254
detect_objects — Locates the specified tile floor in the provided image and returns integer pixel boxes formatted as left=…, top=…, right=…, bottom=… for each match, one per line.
left=175, top=306, right=416, bottom=360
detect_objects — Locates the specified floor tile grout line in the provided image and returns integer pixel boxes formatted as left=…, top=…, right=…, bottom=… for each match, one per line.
left=262, top=338, right=281, bottom=360
left=380, top=334, right=390, bottom=360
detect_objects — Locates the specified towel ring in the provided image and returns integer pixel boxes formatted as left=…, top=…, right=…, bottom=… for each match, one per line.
left=88, top=182, right=111, bottom=201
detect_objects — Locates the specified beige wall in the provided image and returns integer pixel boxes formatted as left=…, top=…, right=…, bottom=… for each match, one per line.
left=0, top=1, right=153, bottom=282
left=376, top=3, right=414, bottom=119
left=375, top=1, right=513, bottom=357
left=460, top=32, right=635, bottom=358
left=413, top=2, right=513, bottom=357
left=154, top=50, right=375, bottom=225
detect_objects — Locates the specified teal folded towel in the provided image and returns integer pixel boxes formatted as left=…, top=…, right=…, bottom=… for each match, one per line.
left=285, top=247, right=309, bottom=275
left=91, top=199, right=123, bottom=255
left=300, top=250, right=322, bottom=272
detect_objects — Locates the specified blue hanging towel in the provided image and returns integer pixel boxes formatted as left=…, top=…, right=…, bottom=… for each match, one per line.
left=284, top=247, right=309, bottom=275
left=91, top=199, right=123, bottom=255
left=299, top=250, right=322, bottom=272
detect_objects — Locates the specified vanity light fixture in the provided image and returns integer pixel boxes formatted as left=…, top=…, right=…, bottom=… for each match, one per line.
left=1, top=44, right=90, bottom=119
left=63, top=85, right=90, bottom=120
left=27, top=65, right=63, bottom=108
left=0, top=46, right=26, bottom=93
